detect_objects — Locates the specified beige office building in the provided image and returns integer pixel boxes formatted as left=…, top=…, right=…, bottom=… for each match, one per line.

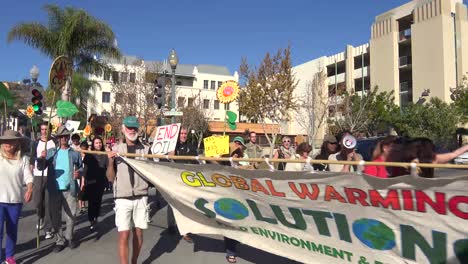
left=370, top=0, right=468, bottom=105
left=290, top=0, right=468, bottom=143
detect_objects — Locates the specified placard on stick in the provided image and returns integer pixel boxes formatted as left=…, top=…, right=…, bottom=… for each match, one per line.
left=151, top=123, right=181, bottom=155
left=204, top=135, right=229, bottom=157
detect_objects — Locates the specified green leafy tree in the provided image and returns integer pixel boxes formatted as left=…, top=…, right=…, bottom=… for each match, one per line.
left=331, top=86, right=397, bottom=135
left=450, top=75, right=468, bottom=123
left=7, top=4, right=121, bottom=101
left=239, top=46, right=298, bottom=155
left=392, top=98, right=461, bottom=148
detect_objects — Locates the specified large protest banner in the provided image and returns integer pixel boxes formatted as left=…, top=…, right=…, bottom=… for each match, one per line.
left=124, top=158, right=468, bottom=264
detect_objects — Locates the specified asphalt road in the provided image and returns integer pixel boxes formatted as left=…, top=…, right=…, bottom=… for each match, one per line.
left=11, top=188, right=297, bottom=264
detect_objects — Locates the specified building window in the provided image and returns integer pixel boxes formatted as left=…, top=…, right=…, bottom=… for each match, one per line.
left=211, top=81, right=216, bottom=90
left=129, top=73, right=136, bottom=83
left=121, top=72, right=128, bottom=83
left=203, top=80, right=209, bottom=89
left=188, top=98, right=194, bottom=107
left=218, top=81, right=223, bottom=88
left=112, top=71, right=119, bottom=84
left=214, top=100, right=220, bottom=110
left=176, top=81, right=182, bottom=85
left=203, top=99, right=210, bottom=109
left=103, top=70, right=110, bottom=81
left=102, top=92, right=111, bottom=103
left=178, top=97, right=185, bottom=108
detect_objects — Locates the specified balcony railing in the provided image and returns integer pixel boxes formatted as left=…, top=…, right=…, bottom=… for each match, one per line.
left=354, top=66, right=369, bottom=79
left=327, top=72, right=345, bottom=85
left=399, top=56, right=412, bottom=67
left=399, top=29, right=411, bottom=42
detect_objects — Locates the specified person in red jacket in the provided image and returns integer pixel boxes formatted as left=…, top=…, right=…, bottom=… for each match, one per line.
left=363, top=136, right=397, bottom=178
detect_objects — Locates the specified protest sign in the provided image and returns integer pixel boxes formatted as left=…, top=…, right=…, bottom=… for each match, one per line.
left=151, top=123, right=180, bottom=154
left=124, top=159, right=468, bottom=264
left=203, top=135, right=229, bottom=157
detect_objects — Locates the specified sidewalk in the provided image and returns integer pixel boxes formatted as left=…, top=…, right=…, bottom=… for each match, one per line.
left=13, top=189, right=297, bottom=264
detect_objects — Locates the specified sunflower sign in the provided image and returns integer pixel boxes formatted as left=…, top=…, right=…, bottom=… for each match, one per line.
left=217, top=80, right=240, bottom=104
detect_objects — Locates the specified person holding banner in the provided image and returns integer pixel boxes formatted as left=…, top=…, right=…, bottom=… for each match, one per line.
left=285, top=142, right=312, bottom=171
left=106, top=116, right=150, bottom=264
left=30, top=122, right=55, bottom=240
left=167, top=127, right=198, bottom=243
left=328, top=135, right=362, bottom=172
left=363, top=136, right=397, bottom=178
left=0, top=130, right=33, bottom=264
left=273, top=136, right=296, bottom=170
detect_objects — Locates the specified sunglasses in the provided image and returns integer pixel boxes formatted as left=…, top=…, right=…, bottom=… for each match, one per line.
left=328, top=142, right=337, bottom=145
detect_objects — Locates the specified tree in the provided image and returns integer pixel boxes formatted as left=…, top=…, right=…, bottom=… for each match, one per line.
left=392, top=98, right=461, bottom=148
left=295, top=69, right=329, bottom=151
left=45, top=73, right=100, bottom=124
left=176, top=94, right=211, bottom=149
left=239, top=46, right=298, bottom=156
left=7, top=4, right=121, bottom=101
left=330, top=86, right=397, bottom=135
left=109, top=60, right=161, bottom=140
left=450, top=74, right=468, bottom=123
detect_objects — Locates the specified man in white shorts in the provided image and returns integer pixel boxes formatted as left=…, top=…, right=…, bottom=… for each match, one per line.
left=107, top=116, right=150, bottom=264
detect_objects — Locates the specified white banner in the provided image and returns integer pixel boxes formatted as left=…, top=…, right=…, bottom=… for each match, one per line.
left=124, top=158, right=468, bottom=264
left=150, top=123, right=180, bottom=155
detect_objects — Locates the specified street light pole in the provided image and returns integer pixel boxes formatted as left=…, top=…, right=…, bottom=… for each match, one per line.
left=168, top=49, right=178, bottom=124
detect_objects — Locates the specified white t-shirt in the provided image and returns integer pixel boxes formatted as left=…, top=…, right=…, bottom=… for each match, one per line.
left=0, top=156, right=34, bottom=203
left=33, top=139, right=56, bottom=176
left=328, top=152, right=363, bottom=172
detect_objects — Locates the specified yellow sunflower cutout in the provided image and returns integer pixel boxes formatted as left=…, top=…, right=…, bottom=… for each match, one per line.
left=105, top=124, right=112, bottom=133
left=217, top=80, right=240, bottom=104
left=26, top=105, right=35, bottom=118
left=83, top=124, right=92, bottom=137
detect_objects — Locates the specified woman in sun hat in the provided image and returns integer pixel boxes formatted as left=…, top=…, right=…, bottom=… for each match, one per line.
left=0, top=130, right=34, bottom=264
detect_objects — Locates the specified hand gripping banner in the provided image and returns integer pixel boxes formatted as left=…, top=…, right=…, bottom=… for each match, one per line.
left=122, top=158, right=468, bottom=264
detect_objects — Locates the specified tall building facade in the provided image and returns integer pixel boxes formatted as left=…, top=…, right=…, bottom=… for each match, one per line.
left=290, top=0, right=468, bottom=144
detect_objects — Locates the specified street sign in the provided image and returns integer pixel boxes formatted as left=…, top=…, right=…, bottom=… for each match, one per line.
left=163, top=111, right=183, bottom=117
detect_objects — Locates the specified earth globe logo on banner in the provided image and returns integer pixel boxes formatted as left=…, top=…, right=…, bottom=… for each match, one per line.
left=214, top=198, right=249, bottom=220
left=352, top=218, right=396, bottom=250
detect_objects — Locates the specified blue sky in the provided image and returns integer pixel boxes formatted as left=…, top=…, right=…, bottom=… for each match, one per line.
left=1, top=0, right=466, bottom=85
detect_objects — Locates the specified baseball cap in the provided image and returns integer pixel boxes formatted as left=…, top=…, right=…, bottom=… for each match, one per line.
left=123, top=116, right=140, bottom=128
left=232, top=136, right=246, bottom=146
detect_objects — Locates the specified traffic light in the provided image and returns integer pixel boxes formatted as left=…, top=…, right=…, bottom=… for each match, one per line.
left=31, top=89, right=43, bottom=115
left=154, top=76, right=166, bottom=109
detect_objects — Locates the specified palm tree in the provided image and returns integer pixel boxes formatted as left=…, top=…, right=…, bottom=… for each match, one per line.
left=45, top=73, right=99, bottom=124
left=7, top=4, right=121, bottom=101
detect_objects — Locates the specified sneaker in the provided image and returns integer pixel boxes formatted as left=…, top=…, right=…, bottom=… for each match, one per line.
left=45, top=231, right=54, bottom=239
left=53, top=244, right=65, bottom=253
left=4, top=257, right=16, bottom=264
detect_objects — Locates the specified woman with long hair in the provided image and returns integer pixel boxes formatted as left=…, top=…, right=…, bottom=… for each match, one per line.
left=285, top=142, right=313, bottom=171
left=387, top=138, right=468, bottom=178
left=363, top=136, right=397, bottom=178
left=82, top=137, right=108, bottom=231
left=313, top=135, right=339, bottom=171
left=0, top=130, right=33, bottom=264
